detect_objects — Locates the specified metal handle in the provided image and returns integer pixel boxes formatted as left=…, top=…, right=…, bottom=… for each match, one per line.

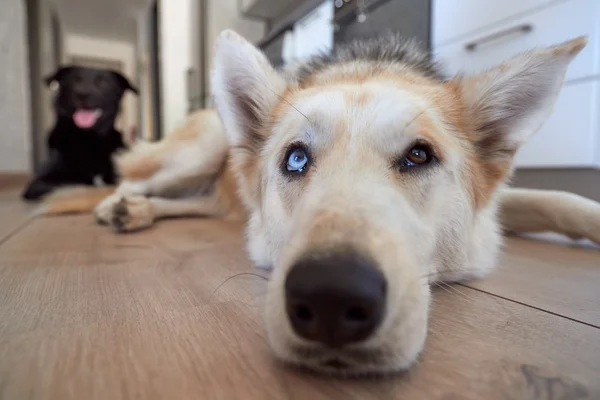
left=186, top=68, right=200, bottom=113
left=465, top=24, right=533, bottom=52
left=186, top=68, right=195, bottom=102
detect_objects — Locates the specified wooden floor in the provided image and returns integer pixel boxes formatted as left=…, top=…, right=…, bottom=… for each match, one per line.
left=0, top=187, right=599, bottom=400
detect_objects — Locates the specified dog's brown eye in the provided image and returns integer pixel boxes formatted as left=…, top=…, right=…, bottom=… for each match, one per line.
left=398, top=145, right=434, bottom=170
left=407, top=147, right=429, bottom=164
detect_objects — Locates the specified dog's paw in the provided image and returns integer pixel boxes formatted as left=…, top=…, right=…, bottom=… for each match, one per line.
left=95, top=194, right=154, bottom=233
left=94, top=193, right=121, bottom=225
left=110, top=196, right=155, bottom=233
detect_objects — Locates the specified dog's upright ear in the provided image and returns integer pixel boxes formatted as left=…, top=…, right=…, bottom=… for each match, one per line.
left=211, top=29, right=287, bottom=152
left=454, top=37, right=587, bottom=190
left=211, top=30, right=288, bottom=209
left=112, top=72, right=139, bottom=95
left=44, top=66, right=75, bottom=87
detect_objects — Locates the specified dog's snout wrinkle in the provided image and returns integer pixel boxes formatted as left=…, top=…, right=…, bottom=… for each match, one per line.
left=285, top=250, right=386, bottom=348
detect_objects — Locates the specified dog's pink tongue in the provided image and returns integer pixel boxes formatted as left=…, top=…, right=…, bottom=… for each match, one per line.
left=73, top=110, right=98, bottom=129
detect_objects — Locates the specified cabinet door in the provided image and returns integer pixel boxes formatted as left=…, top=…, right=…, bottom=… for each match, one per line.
left=335, top=0, right=431, bottom=48
left=292, top=1, right=334, bottom=61
left=260, top=32, right=286, bottom=67
left=432, top=0, right=555, bottom=46
left=432, top=0, right=600, bottom=84
left=514, top=81, right=598, bottom=168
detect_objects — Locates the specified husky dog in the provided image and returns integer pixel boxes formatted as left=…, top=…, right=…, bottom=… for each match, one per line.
left=41, top=32, right=600, bottom=376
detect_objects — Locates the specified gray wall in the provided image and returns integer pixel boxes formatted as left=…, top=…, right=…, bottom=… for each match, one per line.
left=0, top=0, right=32, bottom=172
left=26, top=0, right=63, bottom=172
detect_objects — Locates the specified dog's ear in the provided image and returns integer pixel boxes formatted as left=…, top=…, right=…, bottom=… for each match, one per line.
left=112, top=72, right=139, bottom=95
left=211, top=29, right=287, bottom=152
left=454, top=36, right=586, bottom=183
left=211, top=30, right=288, bottom=210
left=44, top=66, right=75, bottom=87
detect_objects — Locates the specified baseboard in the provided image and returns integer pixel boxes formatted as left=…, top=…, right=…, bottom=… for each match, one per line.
left=3, top=170, right=598, bottom=201
left=0, top=173, right=30, bottom=190
left=512, top=168, right=600, bottom=202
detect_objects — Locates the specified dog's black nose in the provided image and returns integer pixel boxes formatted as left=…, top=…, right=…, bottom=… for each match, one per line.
left=285, top=250, right=386, bottom=348
left=75, top=92, right=91, bottom=103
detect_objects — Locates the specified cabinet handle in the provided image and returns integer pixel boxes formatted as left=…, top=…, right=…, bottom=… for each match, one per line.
left=465, top=24, right=533, bottom=52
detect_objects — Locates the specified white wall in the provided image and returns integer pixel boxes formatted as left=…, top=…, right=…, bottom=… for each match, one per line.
left=39, top=2, right=59, bottom=133
left=30, top=0, right=64, bottom=170
left=205, top=0, right=265, bottom=58
left=0, top=0, right=32, bottom=172
left=204, top=0, right=265, bottom=105
left=158, top=0, right=193, bottom=136
left=158, top=0, right=265, bottom=135
left=64, top=34, right=138, bottom=134
left=136, top=9, right=151, bottom=140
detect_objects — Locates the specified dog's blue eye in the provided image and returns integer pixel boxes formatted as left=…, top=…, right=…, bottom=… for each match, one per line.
left=286, top=147, right=309, bottom=173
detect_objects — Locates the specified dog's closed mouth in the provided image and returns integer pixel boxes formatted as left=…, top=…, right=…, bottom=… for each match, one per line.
left=73, top=109, right=103, bottom=129
left=290, top=345, right=388, bottom=375
left=321, top=358, right=351, bottom=369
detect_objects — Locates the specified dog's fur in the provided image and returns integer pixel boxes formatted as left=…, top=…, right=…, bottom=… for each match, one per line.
left=22, top=65, right=138, bottom=201
left=39, top=32, right=600, bottom=377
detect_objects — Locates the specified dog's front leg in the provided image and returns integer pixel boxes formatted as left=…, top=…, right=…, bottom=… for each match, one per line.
left=95, top=194, right=226, bottom=233
left=22, top=179, right=57, bottom=201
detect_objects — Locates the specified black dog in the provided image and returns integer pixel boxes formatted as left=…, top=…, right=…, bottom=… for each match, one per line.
left=22, top=65, right=138, bottom=201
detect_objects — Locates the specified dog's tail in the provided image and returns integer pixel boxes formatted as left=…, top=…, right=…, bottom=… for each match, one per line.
left=499, top=187, right=600, bottom=245
left=34, top=186, right=116, bottom=216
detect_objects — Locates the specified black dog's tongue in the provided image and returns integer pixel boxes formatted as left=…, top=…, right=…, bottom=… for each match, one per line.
left=73, top=109, right=100, bottom=129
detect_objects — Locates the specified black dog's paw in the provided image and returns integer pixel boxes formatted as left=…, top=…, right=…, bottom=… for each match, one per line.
left=21, top=181, right=55, bottom=202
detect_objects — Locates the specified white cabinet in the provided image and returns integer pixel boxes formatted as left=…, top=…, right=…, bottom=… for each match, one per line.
left=432, top=0, right=554, bottom=46
left=431, top=0, right=600, bottom=168
left=281, top=1, right=334, bottom=64
left=514, top=81, right=599, bottom=168
left=433, top=0, right=600, bottom=83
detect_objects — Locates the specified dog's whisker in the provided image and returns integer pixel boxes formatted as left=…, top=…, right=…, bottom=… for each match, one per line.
left=431, top=281, right=456, bottom=297
left=433, top=281, right=477, bottom=303
left=419, top=266, right=484, bottom=282
left=206, top=272, right=269, bottom=304
left=402, top=109, right=427, bottom=130
left=256, top=79, right=311, bottom=124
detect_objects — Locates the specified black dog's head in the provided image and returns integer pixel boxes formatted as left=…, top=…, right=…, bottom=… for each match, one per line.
left=46, top=65, right=138, bottom=132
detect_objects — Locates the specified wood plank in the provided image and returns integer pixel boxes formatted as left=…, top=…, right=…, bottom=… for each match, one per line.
left=464, top=237, right=600, bottom=327
left=0, top=189, right=34, bottom=243
left=0, top=217, right=262, bottom=338
left=0, top=215, right=598, bottom=399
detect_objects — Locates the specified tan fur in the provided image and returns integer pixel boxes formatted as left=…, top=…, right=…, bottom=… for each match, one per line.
left=500, top=188, right=600, bottom=244
left=210, top=31, right=598, bottom=377
left=36, top=32, right=599, bottom=377
left=37, top=186, right=116, bottom=215
left=116, top=108, right=226, bottom=182
left=115, top=148, right=163, bottom=181
left=93, top=108, right=244, bottom=232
